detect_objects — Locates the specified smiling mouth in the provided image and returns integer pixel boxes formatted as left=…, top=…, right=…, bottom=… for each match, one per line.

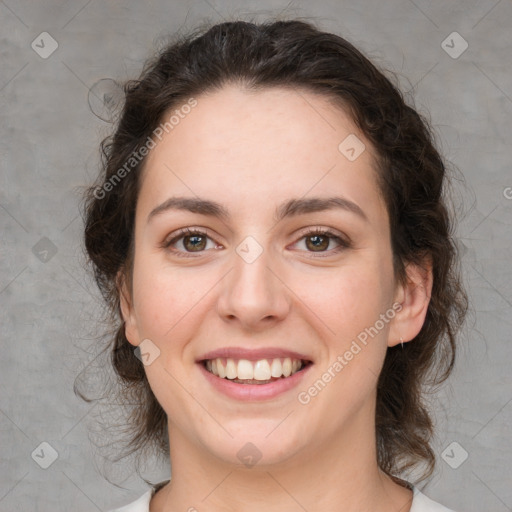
left=201, top=357, right=312, bottom=384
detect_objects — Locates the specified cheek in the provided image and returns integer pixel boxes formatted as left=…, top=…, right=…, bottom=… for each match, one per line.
left=296, top=260, right=389, bottom=341
left=300, top=264, right=391, bottom=412
left=131, top=259, right=216, bottom=343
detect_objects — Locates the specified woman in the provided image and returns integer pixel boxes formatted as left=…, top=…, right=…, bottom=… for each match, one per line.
left=80, top=18, right=468, bottom=512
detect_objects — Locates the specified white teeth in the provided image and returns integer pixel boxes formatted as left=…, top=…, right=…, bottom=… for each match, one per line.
left=282, top=357, right=292, bottom=377
left=217, top=360, right=226, bottom=378
left=253, top=360, right=271, bottom=380
left=270, top=358, right=282, bottom=378
left=225, top=358, right=237, bottom=379
left=237, top=359, right=253, bottom=380
left=205, top=357, right=306, bottom=380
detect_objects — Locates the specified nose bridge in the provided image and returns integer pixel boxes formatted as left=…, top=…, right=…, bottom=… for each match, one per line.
left=217, top=238, right=290, bottom=328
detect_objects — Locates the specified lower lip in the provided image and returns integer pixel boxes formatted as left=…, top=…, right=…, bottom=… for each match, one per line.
left=197, top=361, right=313, bottom=401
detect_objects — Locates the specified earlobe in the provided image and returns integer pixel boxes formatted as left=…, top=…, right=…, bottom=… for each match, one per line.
left=117, top=270, right=139, bottom=347
left=388, top=257, right=433, bottom=348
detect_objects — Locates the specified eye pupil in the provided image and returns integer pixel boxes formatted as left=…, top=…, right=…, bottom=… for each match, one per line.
left=184, top=235, right=206, bottom=251
left=306, top=235, right=329, bottom=251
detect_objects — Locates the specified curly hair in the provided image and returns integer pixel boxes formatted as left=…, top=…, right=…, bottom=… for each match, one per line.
left=77, top=18, right=468, bottom=484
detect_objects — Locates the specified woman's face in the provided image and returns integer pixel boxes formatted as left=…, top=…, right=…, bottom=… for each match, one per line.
left=120, top=85, right=410, bottom=468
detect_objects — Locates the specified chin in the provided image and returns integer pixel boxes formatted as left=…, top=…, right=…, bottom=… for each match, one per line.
left=206, top=428, right=306, bottom=469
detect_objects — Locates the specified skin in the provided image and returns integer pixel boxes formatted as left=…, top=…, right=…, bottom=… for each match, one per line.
left=119, top=84, right=433, bottom=512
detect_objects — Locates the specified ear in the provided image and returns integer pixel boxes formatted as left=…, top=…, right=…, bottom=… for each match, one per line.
left=388, top=256, right=433, bottom=347
left=117, top=269, right=140, bottom=347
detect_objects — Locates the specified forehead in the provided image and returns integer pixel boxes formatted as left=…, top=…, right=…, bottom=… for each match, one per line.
left=137, top=84, right=387, bottom=225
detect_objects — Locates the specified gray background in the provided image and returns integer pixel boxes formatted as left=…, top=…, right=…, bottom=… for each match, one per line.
left=1, top=1, right=511, bottom=511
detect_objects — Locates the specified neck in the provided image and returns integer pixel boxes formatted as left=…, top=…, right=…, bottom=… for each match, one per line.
left=151, top=407, right=413, bottom=512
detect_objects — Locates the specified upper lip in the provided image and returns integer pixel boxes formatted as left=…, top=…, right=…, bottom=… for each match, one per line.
left=197, top=347, right=313, bottom=363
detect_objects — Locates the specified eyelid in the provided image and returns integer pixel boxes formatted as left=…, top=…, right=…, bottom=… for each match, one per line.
left=162, top=226, right=217, bottom=243
left=289, top=226, right=351, bottom=256
left=160, top=227, right=223, bottom=256
left=293, top=225, right=350, bottom=244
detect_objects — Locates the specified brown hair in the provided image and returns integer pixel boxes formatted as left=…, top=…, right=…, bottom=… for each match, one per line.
left=77, top=18, right=468, bottom=484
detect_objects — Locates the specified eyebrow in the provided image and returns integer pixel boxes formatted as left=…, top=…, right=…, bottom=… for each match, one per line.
left=147, top=195, right=368, bottom=224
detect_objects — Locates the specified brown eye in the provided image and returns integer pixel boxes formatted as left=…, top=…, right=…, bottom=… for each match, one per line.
left=293, top=228, right=351, bottom=256
left=182, top=234, right=207, bottom=251
left=305, top=234, right=330, bottom=251
left=161, top=228, right=221, bottom=257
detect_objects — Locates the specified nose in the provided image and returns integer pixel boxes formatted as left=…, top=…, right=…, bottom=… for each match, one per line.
left=216, top=244, right=291, bottom=331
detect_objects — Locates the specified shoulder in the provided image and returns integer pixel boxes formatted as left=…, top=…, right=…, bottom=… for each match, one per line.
left=410, top=486, right=458, bottom=512
left=106, top=488, right=153, bottom=512
left=105, top=482, right=457, bottom=512
left=106, top=479, right=170, bottom=512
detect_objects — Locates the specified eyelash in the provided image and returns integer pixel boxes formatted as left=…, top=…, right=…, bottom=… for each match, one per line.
left=160, top=227, right=351, bottom=258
